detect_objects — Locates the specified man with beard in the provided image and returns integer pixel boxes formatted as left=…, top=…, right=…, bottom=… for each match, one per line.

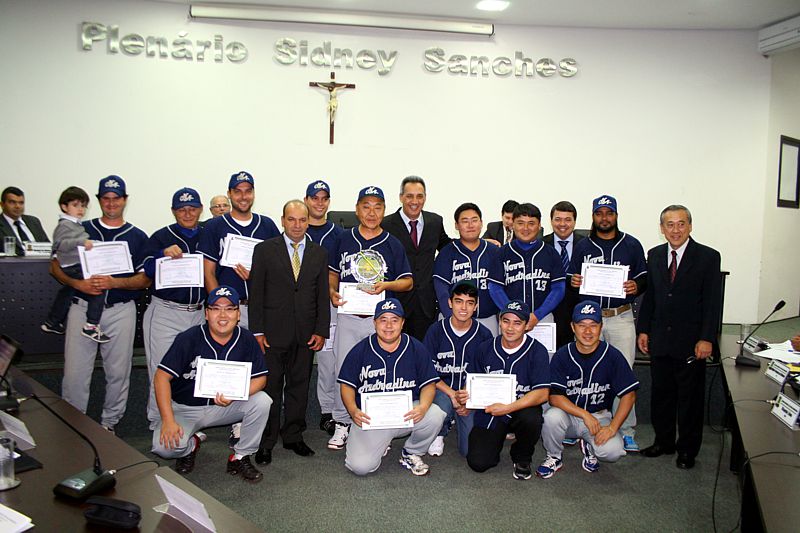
left=568, top=195, right=647, bottom=453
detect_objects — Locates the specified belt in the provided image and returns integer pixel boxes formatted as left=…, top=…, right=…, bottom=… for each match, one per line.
left=601, top=304, right=631, bottom=317
left=155, top=297, right=203, bottom=312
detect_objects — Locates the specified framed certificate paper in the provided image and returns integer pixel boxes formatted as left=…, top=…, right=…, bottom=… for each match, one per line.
left=579, top=263, right=629, bottom=299
left=527, top=322, right=557, bottom=352
left=465, top=373, right=517, bottom=409
left=155, top=254, right=204, bottom=290
left=338, top=282, right=385, bottom=316
left=361, top=390, right=413, bottom=430
left=193, top=359, right=252, bottom=401
left=78, top=241, right=133, bottom=278
left=219, top=234, right=262, bottom=270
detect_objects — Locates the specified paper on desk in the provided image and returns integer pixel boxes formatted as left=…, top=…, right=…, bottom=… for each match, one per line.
left=0, top=503, right=33, bottom=532
left=155, top=474, right=216, bottom=532
left=767, top=340, right=795, bottom=352
left=755, top=348, right=800, bottom=364
left=0, top=412, right=36, bottom=450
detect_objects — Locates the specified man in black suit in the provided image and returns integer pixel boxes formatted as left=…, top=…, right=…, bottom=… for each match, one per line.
left=637, top=205, right=721, bottom=470
left=542, top=201, right=584, bottom=349
left=381, top=176, right=450, bottom=340
left=482, top=200, right=518, bottom=246
left=249, top=200, right=331, bottom=464
left=1, top=186, right=49, bottom=255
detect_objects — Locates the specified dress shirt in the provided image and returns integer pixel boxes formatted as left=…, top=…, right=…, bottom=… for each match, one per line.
left=284, top=233, right=306, bottom=263
left=399, top=209, right=423, bottom=242
left=668, top=239, right=689, bottom=269
left=4, top=214, right=32, bottom=241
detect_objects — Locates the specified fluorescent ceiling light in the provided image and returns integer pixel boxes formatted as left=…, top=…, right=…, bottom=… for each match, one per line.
left=190, top=4, right=494, bottom=36
left=476, top=0, right=509, bottom=12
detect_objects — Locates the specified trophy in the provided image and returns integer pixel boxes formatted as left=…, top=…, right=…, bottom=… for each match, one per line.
left=351, top=250, right=387, bottom=292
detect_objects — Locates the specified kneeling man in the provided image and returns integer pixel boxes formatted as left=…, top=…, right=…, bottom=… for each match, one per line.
left=461, top=300, right=550, bottom=480
left=152, top=285, right=272, bottom=483
left=537, top=301, right=639, bottom=478
left=338, top=298, right=445, bottom=476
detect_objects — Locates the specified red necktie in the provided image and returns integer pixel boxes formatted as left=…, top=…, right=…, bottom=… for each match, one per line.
left=669, top=250, right=677, bottom=284
left=409, top=220, right=418, bottom=249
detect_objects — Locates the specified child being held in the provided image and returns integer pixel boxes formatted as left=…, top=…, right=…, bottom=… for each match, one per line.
left=41, top=186, right=110, bottom=343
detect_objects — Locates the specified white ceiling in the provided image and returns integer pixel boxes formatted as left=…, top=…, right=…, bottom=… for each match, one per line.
left=169, top=0, right=800, bottom=30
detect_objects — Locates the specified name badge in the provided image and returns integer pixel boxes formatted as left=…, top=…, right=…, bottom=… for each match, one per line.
left=765, top=360, right=790, bottom=385
left=770, top=393, right=800, bottom=430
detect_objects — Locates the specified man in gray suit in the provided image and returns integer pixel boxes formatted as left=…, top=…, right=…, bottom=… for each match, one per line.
left=1, top=186, right=49, bottom=255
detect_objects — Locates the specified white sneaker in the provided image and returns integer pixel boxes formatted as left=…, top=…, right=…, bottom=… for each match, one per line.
left=399, top=448, right=430, bottom=476
left=195, top=431, right=208, bottom=442
left=327, top=422, right=350, bottom=450
left=427, top=436, right=445, bottom=457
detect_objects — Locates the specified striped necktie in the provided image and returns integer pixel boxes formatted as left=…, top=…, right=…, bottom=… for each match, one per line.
left=669, top=250, right=677, bottom=284
left=558, top=240, right=570, bottom=273
left=291, top=242, right=301, bottom=280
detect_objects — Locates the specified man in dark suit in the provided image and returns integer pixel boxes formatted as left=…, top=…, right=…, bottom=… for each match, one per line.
left=482, top=199, right=518, bottom=246
left=381, top=176, right=450, bottom=340
left=249, top=200, right=331, bottom=464
left=1, top=186, right=49, bottom=255
left=543, top=201, right=584, bottom=349
left=637, top=204, right=721, bottom=470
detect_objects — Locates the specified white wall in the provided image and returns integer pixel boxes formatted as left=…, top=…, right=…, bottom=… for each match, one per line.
left=0, top=0, right=785, bottom=323
left=758, top=48, right=800, bottom=321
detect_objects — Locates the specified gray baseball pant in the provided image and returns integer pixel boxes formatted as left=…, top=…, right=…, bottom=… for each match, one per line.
left=332, top=314, right=375, bottom=424
left=541, top=407, right=625, bottom=461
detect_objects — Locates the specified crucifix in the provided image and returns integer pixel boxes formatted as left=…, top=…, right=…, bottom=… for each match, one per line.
left=309, top=71, right=356, bottom=144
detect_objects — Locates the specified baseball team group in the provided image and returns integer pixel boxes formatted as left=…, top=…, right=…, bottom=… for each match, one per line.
left=0, top=173, right=723, bottom=483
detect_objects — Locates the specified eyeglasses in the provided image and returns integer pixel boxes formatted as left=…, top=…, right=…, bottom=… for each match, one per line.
left=207, top=306, right=238, bottom=312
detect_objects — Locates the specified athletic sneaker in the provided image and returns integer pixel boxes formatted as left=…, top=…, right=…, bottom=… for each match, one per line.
left=536, top=455, right=563, bottom=479
left=383, top=444, right=392, bottom=457
left=513, top=462, right=532, bottom=480
left=101, top=425, right=116, bottom=435
left=327, top=422, right=350, bottom=450
left=427, top=436, right=445, bottom=457
left=399, top=448, right=430, bottom=476
left=81, top=324, right=110, bottom=343
left=228, top=423, right=241, bottom=449
left=176, top=435, right=200, bottom=474
left=505, top=433, right=516, bottom=441
left=581, top=439, right=600, bottom=473
left=226, top=454, right=263, bottom=483
left=40, top=321, right=65, bottom=334
left=623, top=435, right=640, bottom=452
left=319, top=413, right=335, bottom=435
left=562, top=437, right=578, bottom=446
left=195, top=431, right=207, bottom=442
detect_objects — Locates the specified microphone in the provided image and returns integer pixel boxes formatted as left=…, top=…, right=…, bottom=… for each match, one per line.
left=735, top=300, right=786, bottom=368
left=11, top=378, right=116, bottom=500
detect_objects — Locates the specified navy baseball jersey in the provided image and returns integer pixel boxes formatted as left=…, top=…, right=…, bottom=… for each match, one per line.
left=471, top=335, right=550, bottom=428
left=433, top=239, right=502, bottom=319
left=491, top=240, right=565, bottom=310
left=143, top=224, right=206, bottom=305
left=158, top=324, right=269, bottom=407
left=549, top=341, right=639, bottom=413
left=423, top=318, right=494, bottom=390
left=77, top=219, right=148, bottom=305
left=337, top=333, right=439, bottom=409
left=306, top=220, right=343, bottom=260
left=569, top=233, right=647, bottom=309
left=198, top=213, right=280, bottom=299
left=329, top=228, right=412, bottom=298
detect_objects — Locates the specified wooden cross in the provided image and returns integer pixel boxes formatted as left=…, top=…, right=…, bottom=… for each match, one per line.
left=309, top=72, right=356, bottom=144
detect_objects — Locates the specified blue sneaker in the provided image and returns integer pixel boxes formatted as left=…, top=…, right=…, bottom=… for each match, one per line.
left=535, top=455, right=563, bottom=479
left=623, top=435, right=639, bottom=452
left=562, top=437, right=578, bottom=446
left=580, top=440, right=600, bottom=473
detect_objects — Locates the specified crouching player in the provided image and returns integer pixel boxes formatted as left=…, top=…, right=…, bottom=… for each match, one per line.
left=537, top=301, right=639, bottom=478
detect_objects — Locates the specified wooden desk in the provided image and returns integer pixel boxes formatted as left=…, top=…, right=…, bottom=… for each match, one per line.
left=720, top=335, right=800, bottom=533
left=0, top=369, right=261, bottom=532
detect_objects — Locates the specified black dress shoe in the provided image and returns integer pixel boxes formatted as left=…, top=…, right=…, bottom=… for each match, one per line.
left=676, top=453, right=695, bottom=469
left=641, top=443, right=676, bottom=457
left=255, top=447, right=272, bottom=465
left=283, top=440, right=315, bottom=457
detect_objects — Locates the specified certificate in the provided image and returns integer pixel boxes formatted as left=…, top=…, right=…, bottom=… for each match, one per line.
left=338, top=282, right=385, bottom=315
left=219, top=234, right=262, bottom=270
left=527, top=322, right=557, bottom=352
left=155, top=254, right=204, bottom=290
left=78, top=241, right=133, bottom=278
left=579, top=263, right=629, bottom=299
left=193, top=359, right=252, bottom=401
left=465, top=373, right=517, bottom=409
left=361, top=390, right=413, bottom=430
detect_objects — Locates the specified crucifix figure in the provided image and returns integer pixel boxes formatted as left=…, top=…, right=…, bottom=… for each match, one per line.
left=309, top=71, right=356, bottom=144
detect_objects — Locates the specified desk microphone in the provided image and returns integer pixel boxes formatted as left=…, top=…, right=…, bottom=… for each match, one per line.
left=735, top=300, right=785, bottom=368
left=11, top=378, right=116, bottom=500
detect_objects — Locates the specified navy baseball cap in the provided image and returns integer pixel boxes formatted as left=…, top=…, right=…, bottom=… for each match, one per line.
left=207, top=285, right=240, bottom=307
left=500, top=300, right=530, bottom=321
left=592, top=195, right=617, bottom=213
left=228, top=171, right=254, bottom=190
left=172, top=187, right=202, bottom=209
left=306, top=180, right=330, bottom=198
left=374, top=298, right=404, bottom=319
left=358, top=185, right=384, bottom=202
left=572, top=300, right=601, bottom=323
left=97, top=175, right=127, bottom=197
left=449, top=279, right=478, bottom=297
